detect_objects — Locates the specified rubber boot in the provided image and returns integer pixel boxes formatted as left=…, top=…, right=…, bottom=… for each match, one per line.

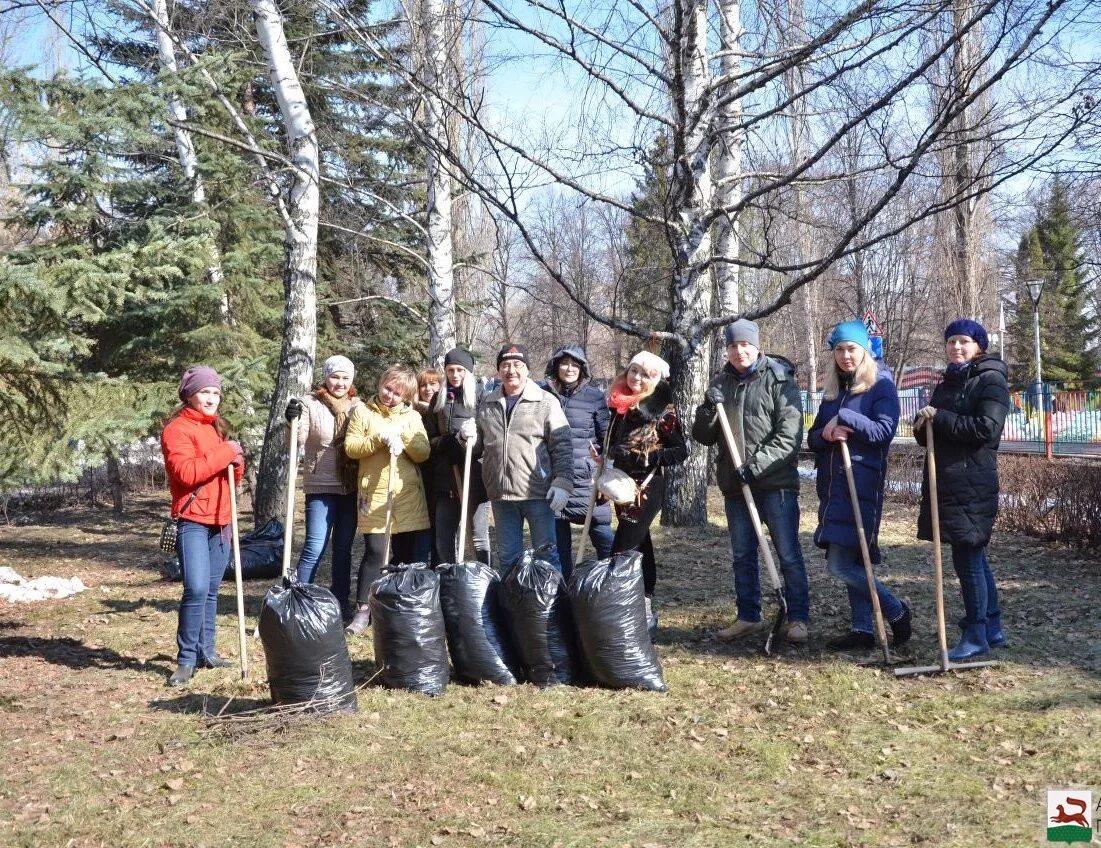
left=948, top=621, right=990, bottom=662
left=985, top=613, right=1007, bottom=648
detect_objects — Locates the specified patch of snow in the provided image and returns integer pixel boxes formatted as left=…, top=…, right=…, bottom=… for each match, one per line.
left=0, top=567, right=86, bottom=603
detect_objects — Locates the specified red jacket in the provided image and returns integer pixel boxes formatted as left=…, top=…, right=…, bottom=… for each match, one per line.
left=161, top=407, right=243, bottom=526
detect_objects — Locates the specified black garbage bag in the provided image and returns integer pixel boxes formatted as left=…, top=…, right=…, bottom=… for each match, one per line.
left=568, top=552, right=666, bottom=692
left=237, top=518, right=284, bottom=580
left=258, top=579, right=357, bottom=713
left=497, top=550, right=580, bottom=687
left=369, top=565, right=449, bottom=696
left=159, top=518, right=284, bottom=582
left=437, top=561, right=519, bottom=685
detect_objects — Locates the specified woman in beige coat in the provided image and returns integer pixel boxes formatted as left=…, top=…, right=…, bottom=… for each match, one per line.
left=343, top=365, right=432, bottom=634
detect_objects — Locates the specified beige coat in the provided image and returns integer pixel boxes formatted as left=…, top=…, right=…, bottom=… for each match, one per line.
left=295, top=394, right=362, bottom=495
left=344, top=398, right=431, bottom=534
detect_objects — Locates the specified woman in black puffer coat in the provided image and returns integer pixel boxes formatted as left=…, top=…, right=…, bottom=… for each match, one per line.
left=606, top=351, right=688, bottom=637
left=914, top=319, right=1010, bottom=661
left=540, top=345, right=613, bottom=578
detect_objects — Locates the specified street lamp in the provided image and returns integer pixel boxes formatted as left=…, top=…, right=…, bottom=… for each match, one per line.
left=1025, top=278, right=1044, bottom=390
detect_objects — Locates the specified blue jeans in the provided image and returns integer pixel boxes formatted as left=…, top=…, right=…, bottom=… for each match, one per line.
left=950, top=543, right=1000, bottom=627
left=725, top=489, right=810, bottom=624
left=296, top=493, right=358, bottom=609
left=827, top=543, right=905, bottom=635
left=176, top=519, right=229, bottom=665
left=492, top=499, right=561, bottom=573
left=555, top=516, right=614, bottom=581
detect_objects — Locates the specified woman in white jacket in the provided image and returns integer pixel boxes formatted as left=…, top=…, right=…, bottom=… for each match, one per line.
left=285, top=355, right=362, bottom=621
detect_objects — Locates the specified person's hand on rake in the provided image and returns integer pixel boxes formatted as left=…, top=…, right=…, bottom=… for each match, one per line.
left=822, top=416, right=853, bottom=442
left=227, top=440, right=244, bottom=467
left=385, top=428, right=404, bottom=457
left=913, top=405, right=937, bottom=431
left=458, top=418, right=477, bottom=446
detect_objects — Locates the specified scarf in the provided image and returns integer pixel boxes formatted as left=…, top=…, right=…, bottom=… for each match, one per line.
left=317, top=390, right=358, bottom=493
left=608, top=375, right=653, bottom=416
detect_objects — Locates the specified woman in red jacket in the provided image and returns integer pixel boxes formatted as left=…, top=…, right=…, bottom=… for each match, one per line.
left=160, top=366, right=244, bottom=687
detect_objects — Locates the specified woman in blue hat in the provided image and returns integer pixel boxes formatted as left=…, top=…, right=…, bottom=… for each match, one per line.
left=914, top=319, right=1010, bottom=660
left=808, top=321, right=911, bottom=652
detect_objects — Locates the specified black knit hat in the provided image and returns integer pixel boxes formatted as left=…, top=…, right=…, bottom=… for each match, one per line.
left=496, top=343, right=529, bottom=368
left=444, top=347, right=475, bottom=372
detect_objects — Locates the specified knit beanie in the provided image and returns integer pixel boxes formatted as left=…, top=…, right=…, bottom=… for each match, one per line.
left=723, top=319, right=760, bottom=348
left=496, top=343, right=529, bottom=368
left=629, top=350, right=670, bottom=380
left=827, top=320, right=871, bottom=352
left=323, top=355, right=355, bottom=379
left=178, top=365, right=222, bottom=403
left=444, top=347, right=475, bottom=372
left=944, top=319, right=989, bottom=352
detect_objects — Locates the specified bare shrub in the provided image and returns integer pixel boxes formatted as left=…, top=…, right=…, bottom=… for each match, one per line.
left=996, top=455, right=1101, bottom=549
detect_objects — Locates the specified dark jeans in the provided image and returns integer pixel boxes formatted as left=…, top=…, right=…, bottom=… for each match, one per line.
left=434, top=494, right=491, bottom=564
left=827, top=543, right=906, bottom=635
left=612, top=473, right=665, bottom=596
left=724, top=489, right=810, bottom=624
left=950, top=543, right=1000, bottom=627
left=355, top=529, right=432, bottom=604
left=295, top=492, right=358, bottom=610
left=555, top=516, right=614, bottom=582
left=176, top=519, right=229, bottom=666
left=492, top=498, right=562, bottom=573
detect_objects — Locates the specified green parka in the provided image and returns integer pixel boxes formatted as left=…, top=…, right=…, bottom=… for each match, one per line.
left=692, top=356, right=803, bottom=498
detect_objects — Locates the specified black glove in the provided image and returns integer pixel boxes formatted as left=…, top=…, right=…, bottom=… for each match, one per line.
left=704, top=386, right=725, bottom=407
left=285, top=398, right=303, bottom=422
left=735, top=464, right=755, bottom=485
left=608, top=444, right=630, bottom=462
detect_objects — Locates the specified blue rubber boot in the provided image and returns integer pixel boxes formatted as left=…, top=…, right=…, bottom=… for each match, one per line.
left=986, top=613, right=1006, bottom=648
left=948, top=621, right=990, bottom=662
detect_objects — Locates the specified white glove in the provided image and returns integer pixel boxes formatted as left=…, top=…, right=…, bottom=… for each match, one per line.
left=458, top=418, right=477, bottom=446
left=386, top=428, right=404, bottom=456
left=546, top=485, right=569, bottom=515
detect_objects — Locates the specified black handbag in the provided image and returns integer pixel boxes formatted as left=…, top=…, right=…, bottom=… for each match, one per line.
left=159, top=487, right=204, bottom=554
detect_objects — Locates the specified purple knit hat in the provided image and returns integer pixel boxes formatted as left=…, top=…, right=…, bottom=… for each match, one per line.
left=178, top=365, right=222, bottom=402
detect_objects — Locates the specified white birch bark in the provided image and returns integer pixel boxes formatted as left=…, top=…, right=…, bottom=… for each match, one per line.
left=950, top=0, right=979, bottom=318
left=419, top=0, right=457, bottom=364
left=713, top=0, right=742, bottom=321
left=663, top=0, right=715, bottom=526
left=150, top=0, right=226, bottom=313
left=250, top=0, right=321, bottom=525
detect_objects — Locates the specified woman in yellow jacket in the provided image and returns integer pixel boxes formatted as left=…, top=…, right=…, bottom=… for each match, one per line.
left=343, top=364, right=432, bottom=634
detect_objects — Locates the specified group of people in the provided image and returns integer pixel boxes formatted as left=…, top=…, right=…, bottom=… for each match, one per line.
left=160, top=316, right=1011, bottom=688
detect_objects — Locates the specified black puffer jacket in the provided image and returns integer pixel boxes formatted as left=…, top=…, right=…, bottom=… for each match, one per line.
left=423, top=380, right=488, bottom=503
left=607, top=380, right=688, bottom=482
left=540, top=346, right=611, bottom=524
left=916, top=354, right=1010, bottom=547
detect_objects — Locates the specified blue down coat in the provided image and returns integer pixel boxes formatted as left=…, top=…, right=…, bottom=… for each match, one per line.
left=540, top=345, right=611, bottom=525
left=808, top=372, right=900, bottom=563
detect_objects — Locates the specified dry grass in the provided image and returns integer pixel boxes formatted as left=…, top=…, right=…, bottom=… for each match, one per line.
left=0, top=484, right=1098, bottom=847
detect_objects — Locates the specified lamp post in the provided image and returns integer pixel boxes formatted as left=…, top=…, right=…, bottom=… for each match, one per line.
left=1025, top=278, right=1044, bottom=389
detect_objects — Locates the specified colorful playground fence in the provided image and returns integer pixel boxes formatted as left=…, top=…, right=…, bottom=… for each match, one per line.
left=801, top=384, right=1101, bottom=458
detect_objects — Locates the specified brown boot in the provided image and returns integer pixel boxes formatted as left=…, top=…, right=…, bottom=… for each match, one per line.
left=714, top=619, right=765, bottom=642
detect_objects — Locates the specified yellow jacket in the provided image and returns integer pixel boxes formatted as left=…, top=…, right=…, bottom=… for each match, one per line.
left=344, top=397, right=431, bottom=534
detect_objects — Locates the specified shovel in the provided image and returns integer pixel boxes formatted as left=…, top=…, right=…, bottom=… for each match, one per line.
left=895, top=424, right=998, bottom=677
left=714, top=402, right=788, bottom=655
left=226, top=466, right=248, bottom=679
left=838, top=440, right=900, bottom=666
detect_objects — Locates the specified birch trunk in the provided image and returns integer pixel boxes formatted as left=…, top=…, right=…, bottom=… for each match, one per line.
left=420, top=0, right=457, bottom=364
left=250, top=0, right=321, bottom=525
left=151, top=0, right=227, bottom=314
left=713, top=0, right=742, bottom=321
left=663, top=0, right=714, bottom=527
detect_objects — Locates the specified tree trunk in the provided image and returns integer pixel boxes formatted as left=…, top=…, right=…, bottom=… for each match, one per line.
left=250, top=0, right=320, bottom=526
left=662, top=0, right=714, bottom=527
left=150, top=0, right=227, bottom=312
left=104, top=447, right=124, bottom=514
left=950, top=0, right=979, bottom=318
left=420, top=0, right=457, bottom=364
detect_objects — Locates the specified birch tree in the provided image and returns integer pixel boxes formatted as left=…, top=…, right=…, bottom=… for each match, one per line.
left=249, top=0, right=321, bottom=525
